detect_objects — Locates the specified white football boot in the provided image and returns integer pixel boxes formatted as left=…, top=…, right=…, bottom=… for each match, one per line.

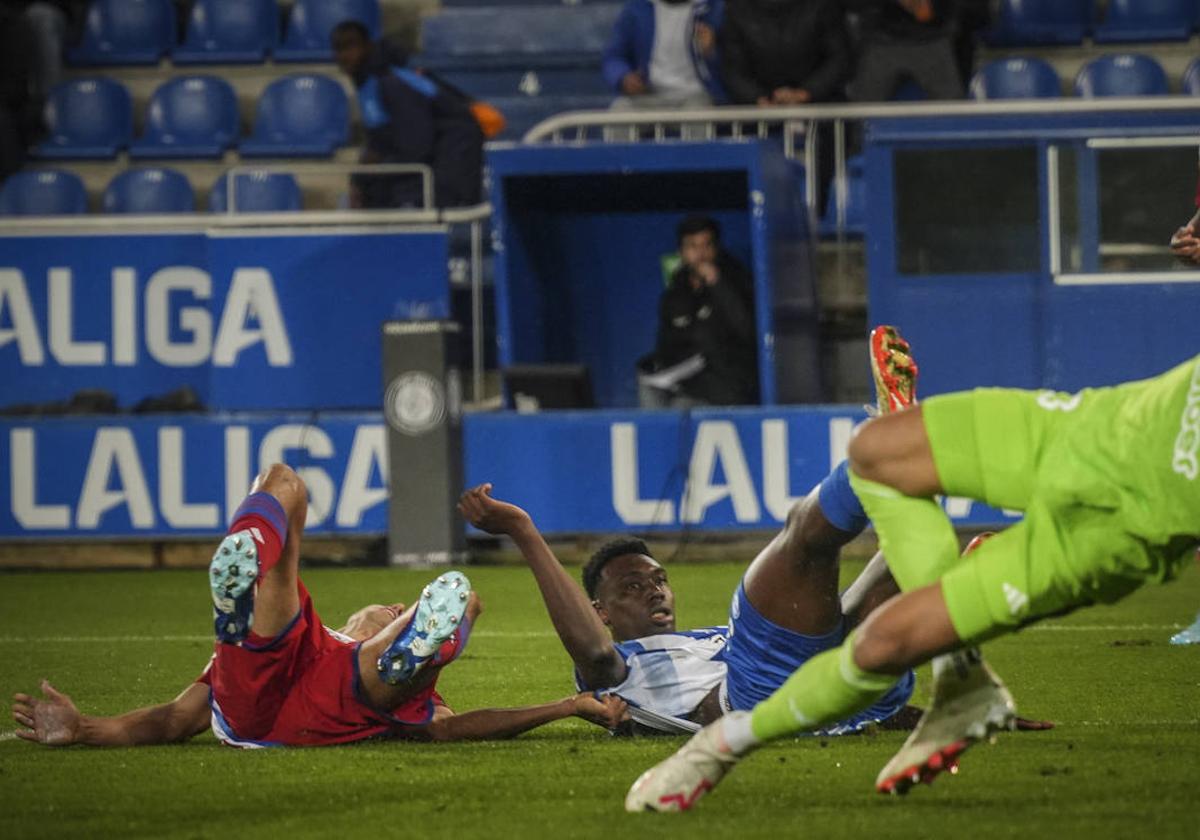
left=625, top=712, right=748, bottom=812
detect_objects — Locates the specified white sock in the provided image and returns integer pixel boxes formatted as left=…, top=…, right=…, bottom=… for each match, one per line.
left=720, top=711, right=760, bottom=756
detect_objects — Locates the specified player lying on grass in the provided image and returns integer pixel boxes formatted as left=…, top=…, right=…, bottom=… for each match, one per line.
left=11, top=463, right=625, bottom=748
left=625, top=349, right=1200, bottom=811
left=461, top=328, right=1050, bottom=738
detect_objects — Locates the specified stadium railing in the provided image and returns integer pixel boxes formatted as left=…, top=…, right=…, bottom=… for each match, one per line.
left=521, top=97, right=1200, bottom=238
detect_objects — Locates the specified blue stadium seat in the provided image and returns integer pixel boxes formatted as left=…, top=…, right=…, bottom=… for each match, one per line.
left=209, top=171, right=303, bottom=212
left=276, top=0, right=380, bottom=62
left=69, top=0, right=176, bottom=65
left=969, top=58, right=1060, bottom=100
left=0, top=170, right=89, bottom=216
left=103, top=168, right=195, bottom=214
left=174, top=0, right=279, bottom=64
left=1184, top=58, right=1200, bottom=95
left=1075, top=54, right=1169, bottom=98
left=1094, top=0, right=1192, bottom=42
left=35, top=77, right=132, bottom=159
left=984, top=0, right=1093, bottom=46
left=240, top=74, right=349, bottom=157
left=419, top=5, right=621, bottom=71
left=131, top=76, right=239, bottom=159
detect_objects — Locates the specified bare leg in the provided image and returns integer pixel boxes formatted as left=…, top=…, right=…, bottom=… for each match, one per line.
left=851, top=583, right=962, bottom=675
left=244, top=464, right=307, bottom=639
left=849, top=406, right=943, bottom=497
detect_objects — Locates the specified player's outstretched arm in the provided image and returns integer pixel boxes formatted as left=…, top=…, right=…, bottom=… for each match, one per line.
left=458, top=484, right=627, bottom=688
left=421, top=692, right=628, bottom=742
left=12, top=679, right=210, bottom=747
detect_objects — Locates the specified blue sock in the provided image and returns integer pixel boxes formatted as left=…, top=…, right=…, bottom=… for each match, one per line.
left=816, top=460, right=869, bottom=535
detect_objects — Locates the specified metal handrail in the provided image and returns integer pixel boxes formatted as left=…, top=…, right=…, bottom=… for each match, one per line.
left=523, top=96, right=1200, bottom=143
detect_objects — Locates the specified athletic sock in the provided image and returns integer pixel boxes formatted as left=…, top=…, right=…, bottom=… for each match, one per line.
left=228, top=491, right=288, bottom=580
left=721, top=709, right=759, bottom=755
left=816, top=460, right=869, bottom=535
left=749, top=633, right=898, bottom=743
left=847, top=469, right=960, bottom=591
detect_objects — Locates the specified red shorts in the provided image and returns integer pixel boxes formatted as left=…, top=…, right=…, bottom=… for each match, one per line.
left=200, top=582, right=461, bottom=747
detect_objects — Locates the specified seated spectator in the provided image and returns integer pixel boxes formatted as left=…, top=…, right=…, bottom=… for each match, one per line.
left=638, top=215, right=758, bottom=408
left=718, top=0, right=851, bottom=107
left=602, top=0, right=726, bottom=110
left=846, top=0, right=984, bottom=101
left=331, top=21, right=483, bottom=209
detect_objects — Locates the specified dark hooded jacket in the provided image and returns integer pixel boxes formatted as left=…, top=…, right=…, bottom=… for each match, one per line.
left=718, top=0, right=852, bottom=105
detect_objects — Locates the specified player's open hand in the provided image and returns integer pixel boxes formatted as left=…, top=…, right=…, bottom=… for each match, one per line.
left=573, top=692, right=629, bottom=730
left=11, top=680, right=83, bottom=746
left=457, top=483, right=532, bottom=536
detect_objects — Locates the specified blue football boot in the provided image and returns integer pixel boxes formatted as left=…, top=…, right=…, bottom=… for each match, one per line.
left=1169, top=614, right=1200, bottom=645
left=209, top=530, right=260, bottom=643
left=377, top=571, right=471, bottom=685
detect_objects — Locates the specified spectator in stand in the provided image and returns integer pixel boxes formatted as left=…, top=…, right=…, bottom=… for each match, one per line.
left=638, top=215, right=758, bottom=408
left=331, top=21, right=483, bottom=209
left=718, top=0, right=851, bottom=107
left=603, top=0, right=726, bottom=110
left=1169, top=158, right=1200, bottom=268
left=845, top=0, right=985, bottom=101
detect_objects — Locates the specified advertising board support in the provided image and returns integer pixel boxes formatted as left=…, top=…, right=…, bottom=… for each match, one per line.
left=381, top=321, right=465, bottom=566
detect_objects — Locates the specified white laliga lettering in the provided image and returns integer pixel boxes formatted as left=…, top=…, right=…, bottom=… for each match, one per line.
left=682, top=421, right=760, bottom=524
left=224, top=426, right=251, bottom=525
left=0, top=270, right=45, bottom=364
left=212, top=269, right=293, bottom=367
left=146, top=267, right=212, bottom=366
left=49, top=268, right=105, bottom=365
left=762, top=419, right=803, bottom=521
left=76, top=428, right=154, bottom=528
left=258, top=424, right=333, bottom=527
left=336, top=425, right=389, bottom=527
left=611, top=422, right=675, bottom=526
left=10, top=428, right=70, bottom=528
left=158, top=427, right=219, bottom=528
left=111, top=268, right=137, bottom=366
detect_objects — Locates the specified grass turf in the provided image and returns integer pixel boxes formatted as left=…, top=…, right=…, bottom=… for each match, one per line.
left=1, top=559, right=1198, bottom=839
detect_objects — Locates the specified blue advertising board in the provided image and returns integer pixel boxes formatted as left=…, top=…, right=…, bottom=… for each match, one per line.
left=0, top=407, right=1016, bottom=539
left=0, top=228, right=449, bottom=411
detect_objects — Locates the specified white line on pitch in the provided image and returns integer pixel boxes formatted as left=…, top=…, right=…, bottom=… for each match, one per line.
left=0, top=732, right=20, bottom=742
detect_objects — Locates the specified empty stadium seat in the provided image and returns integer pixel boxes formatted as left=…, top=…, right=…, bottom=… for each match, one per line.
left=174, top=0, right=278, bottom=64
left=984, top=0, right=1093, bottom=46
left=276, top=0, right=380, bottom=62
left=131, top=76, right=239, bottom=159
left=419, top=5, right=621, bottom=70
left=240, top=75, right=349, bottom=157
left=0, top=170, right=89, bottom=216
left=1075, top=54, right=1169, bottom=98
left=1183, top=58, right=1200, bottom=95
left=209, top=171, right=303, bottom=212
left=69, top=0, right=176, bottom=65
left=35, top=77, right=132, bottom=159
left=102, top=168, right=195, bottom=214
left=1094, top=0, right=1192, bottom=43
left=969, top=58, right=1060, bottom=100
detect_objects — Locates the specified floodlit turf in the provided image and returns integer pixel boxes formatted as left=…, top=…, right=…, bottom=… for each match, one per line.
left=2, top=559, right=1198, bottom=839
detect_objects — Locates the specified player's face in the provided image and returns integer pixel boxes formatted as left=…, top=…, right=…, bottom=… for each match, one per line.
left=679, top=230, right=717, bottom=270
left=594, top=554, right=676, bottom=640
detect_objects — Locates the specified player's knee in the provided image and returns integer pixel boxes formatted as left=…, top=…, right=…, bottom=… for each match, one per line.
left=250, top=463, right=307, bottom=524
left=847, top=420, right=889, bottom=483
left=785, top=495, right=847, bottom=559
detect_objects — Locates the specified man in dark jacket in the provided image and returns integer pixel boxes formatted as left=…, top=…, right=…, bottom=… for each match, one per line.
left=846, top=0, right=984, bottom=101
left=332, top=21, right=482, bottom=208
left=718, top=0, right=852, bottom=106
left=639, top=215, right=758, bottom=407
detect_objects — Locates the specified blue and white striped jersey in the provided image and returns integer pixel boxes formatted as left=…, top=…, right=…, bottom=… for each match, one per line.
left=575, top=627, right=729, bottom=733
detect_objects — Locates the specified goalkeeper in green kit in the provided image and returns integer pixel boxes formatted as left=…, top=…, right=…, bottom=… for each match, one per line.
left=627, top=332, right=1200, bottom=811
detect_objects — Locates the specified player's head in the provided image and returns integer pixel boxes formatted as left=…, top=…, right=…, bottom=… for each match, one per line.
left=676, top=214, right=720, bottom=270
left=583, top=538, right=675, bottom=640
left=331, top=20, right=371, bottom=78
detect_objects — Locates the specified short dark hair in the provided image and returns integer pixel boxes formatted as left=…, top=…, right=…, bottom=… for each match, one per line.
left=676, top=214, right=720, bottom=246
left=331, top=19, right=370, bottom=43
left=582, top=538, right=652, bottom=599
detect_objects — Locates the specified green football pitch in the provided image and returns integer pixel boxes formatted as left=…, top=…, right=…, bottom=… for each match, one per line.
left=2, top=559, right=1198, bottom=839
